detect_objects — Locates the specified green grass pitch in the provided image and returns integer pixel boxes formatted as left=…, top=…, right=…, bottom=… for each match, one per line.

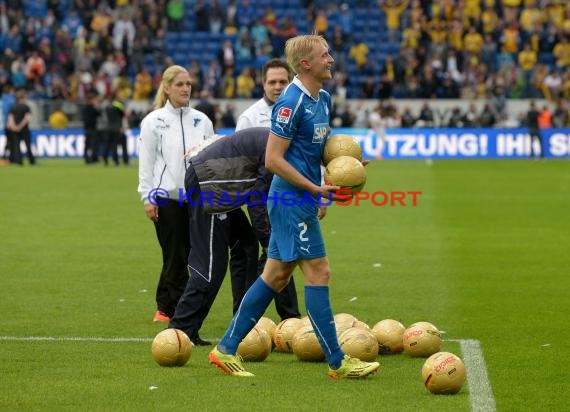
left=1, top=158, right=569, bottom=411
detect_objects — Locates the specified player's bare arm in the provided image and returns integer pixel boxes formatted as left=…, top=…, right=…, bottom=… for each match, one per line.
left=266, top=132, right=319, bottom=193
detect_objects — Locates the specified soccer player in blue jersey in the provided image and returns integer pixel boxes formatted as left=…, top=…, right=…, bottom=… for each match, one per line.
left=209, top=34, right=380, bottom=379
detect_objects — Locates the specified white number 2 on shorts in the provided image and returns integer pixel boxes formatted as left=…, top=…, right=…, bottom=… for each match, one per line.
left=298, top=222, right=308, bottom=241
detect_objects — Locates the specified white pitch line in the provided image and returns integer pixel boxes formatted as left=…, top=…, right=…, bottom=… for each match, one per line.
left=0, top=335, right=153, bottom=343
left=3, top=335, right=496, bottom=412
left=448, top=339, right=497, bottom=412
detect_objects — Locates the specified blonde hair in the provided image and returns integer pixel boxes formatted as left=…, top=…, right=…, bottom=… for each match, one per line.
left=285, top=35, right=329, bottom=75
left=153, top=65, right=188, bottom=109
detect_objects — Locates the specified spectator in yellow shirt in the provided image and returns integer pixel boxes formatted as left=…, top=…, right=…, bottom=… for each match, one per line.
left=112, top=74, right=132, bottom=101
left=447, top=19, right=464, bottom=52
left=90, top=6, right=113, bottom=34
left=431, top=0, right=455, bottom=22
left=314, top=10, right=328, bottom=35
left=500, top=22, right=521, bottom=55
left=518, top=44, right=537, bottom=71
left=545, top=1, right=565, bottom=29
left=481, top=6, right=500, bottom=36
left=429, top=20, right=448, bottom=54
left=441, top=0, right=456, bottom=21
left=236, top=67, right=256, bottom=98
left=553, top=37, right=570, bottom=70
left=380, top=0, right=410, bottom=43
left=430, top=0, right=443, bottom=21
left=132, top=66, right=154, bottom=100
left=464, top=26, right=484, bottom=54
left=464, top=0, right=481, bottom=22
left=220, top=67, right=236, bottom=98
left=518, top=44, right=538, bottom=97
left=349, top=38, right=370, bottom=71
left=401, top=22, right=421, bottom=50
left=519, top=0, right=544, bottom=39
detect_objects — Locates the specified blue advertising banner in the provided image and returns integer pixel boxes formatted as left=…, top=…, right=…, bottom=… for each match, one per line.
left=0, top=129, right=140, bottom=159
left=332, top=128, right=570, bottom=159
left=1, top=128, right=569, bottom=159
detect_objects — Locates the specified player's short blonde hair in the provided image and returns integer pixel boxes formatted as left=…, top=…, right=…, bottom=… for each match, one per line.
left=285, top=35, right=330, bottom=75
left=153, top=65, right=188, bottom=109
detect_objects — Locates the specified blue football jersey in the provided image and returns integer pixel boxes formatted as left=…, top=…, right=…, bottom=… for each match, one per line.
left=270, top=77, right=331, bottom=193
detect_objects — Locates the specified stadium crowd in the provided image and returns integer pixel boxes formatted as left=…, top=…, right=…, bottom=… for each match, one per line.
left=1, top=0, right=570, bottom=129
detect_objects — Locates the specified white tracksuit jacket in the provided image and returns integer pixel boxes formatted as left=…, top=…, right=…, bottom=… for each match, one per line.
left=235, top=95, right=326, bottom=183
left=138, top=100, right=214, bottom=204
left=235, top=96, right=273, bottom=131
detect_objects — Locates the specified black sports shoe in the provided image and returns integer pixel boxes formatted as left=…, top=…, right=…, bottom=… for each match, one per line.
left=191, top=337, right=212, bottom=346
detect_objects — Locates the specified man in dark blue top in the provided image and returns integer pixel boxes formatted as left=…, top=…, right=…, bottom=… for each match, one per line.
left=169, top=127, right=273, bottom=345
left=6, top=89, right=35, bottom=165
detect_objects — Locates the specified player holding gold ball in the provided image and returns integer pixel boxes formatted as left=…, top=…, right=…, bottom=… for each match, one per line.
left=208, top=34, right=379, bottom=379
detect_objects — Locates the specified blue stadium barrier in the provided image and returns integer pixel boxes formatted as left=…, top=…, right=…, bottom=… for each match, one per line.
left=1, top=128, right=569, bottom=159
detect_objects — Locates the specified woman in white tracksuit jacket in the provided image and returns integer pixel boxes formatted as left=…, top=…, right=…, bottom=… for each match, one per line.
left=138, top=65, right=214, bottom=323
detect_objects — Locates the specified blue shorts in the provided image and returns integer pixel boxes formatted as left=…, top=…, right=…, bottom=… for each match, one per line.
left=267, top=198, right=326, bottom=263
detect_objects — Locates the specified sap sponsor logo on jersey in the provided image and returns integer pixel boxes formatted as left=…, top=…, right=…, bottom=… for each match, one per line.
left=277, top=107, right=292, bottom=123
left=313, top=123, right=329, bottom=144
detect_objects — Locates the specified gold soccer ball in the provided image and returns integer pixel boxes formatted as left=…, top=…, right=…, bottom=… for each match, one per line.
left=334, top=313, right=357, bottom=338
left=323, top=134, right=363, bottom=165
left=353, top=319, right=371, bottom=332
left=300, top=316, right=312, bottom=328
left=324, top=156, right=367, bottom=194
left=338, top=327, right=379, bottom=362
left=403, top=321, right=442, bottom=358
left=151, top=329, right=192, bottom=367
left=256, top=316, right=277, bottom=350
left=334, top=313, right=357, bottom=324
left=372, top=319, right=406, bottom=354
left=274, top=318, right=303, bottom=353
left=422, top=352, right=467, bottom=394
left=237, top=326, right=272, bottom=362
left=292, top=325, right=325, bottom=362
